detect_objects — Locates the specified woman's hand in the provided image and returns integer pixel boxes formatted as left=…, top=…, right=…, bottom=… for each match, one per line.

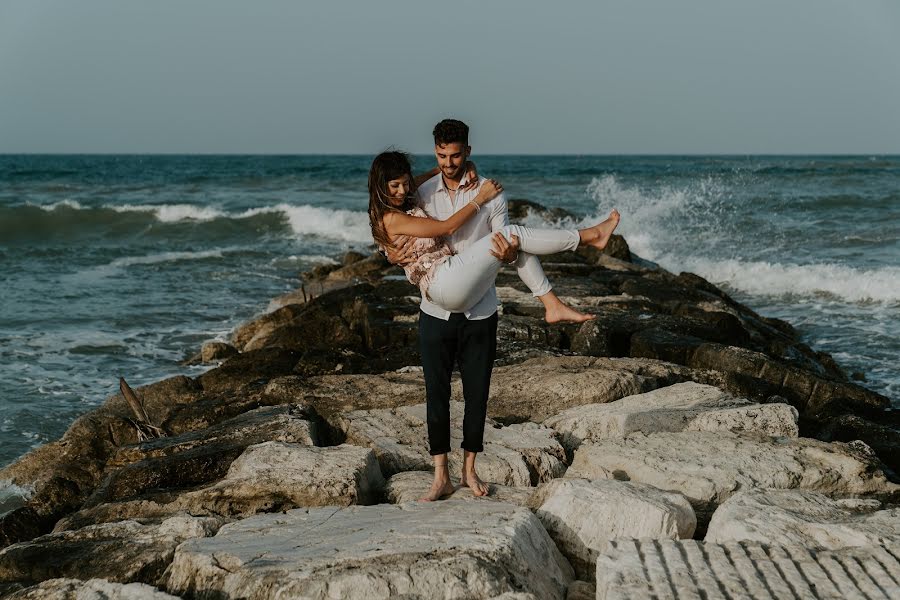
left=474, top=178, right=503, bottom=206
left=384, top=235, right=416, bottom=266
left=459, top=161, right=479, bottom=192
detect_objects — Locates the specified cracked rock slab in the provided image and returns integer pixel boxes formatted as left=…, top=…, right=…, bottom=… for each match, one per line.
left=706, top=489, right=900, bottom=549
left=530, top=478, right=695, bottom=581
left=596, top=539, right=900, bottom=600
left=566, top=431, right=898, bottom=525
left=5, top=578, right=181, bottom=599
left=545, top=381, right=798, bottom=452
left=165, top=501, right=574, bottom=600
left=385, top=471, right=535, bottom=506
left=58, top=444, right=385, bottom=528
left=0, top=515, right=220, bottom=588
left=171, top=442, right=385, bottom=516
left=341, top=402, right=567, bottom=485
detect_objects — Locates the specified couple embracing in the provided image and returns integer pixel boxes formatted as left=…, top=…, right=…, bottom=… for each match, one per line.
left=367, top=119, right=620, bottom=501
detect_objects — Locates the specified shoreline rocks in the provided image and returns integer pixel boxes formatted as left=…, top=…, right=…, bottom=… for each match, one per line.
left=0, top=199, right=896, bottom=598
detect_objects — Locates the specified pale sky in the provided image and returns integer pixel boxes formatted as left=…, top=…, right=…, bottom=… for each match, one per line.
left=1, top=0, right=899, bottom=154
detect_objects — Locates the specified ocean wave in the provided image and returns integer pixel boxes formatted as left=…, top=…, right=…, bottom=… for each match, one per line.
left=107, top=203, right=228, bottom=222
left=239, top=204, right=371, bottom=242
left=674, top=258, right=900, bottom=304
left=109, top=250, right=225, bottom=268
left=1, top=201, right=373, bottom=244
left=35, top=199, right=84, bottom=211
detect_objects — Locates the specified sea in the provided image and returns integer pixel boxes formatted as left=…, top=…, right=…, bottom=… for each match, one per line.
left=1, top=154, right=898, bottom=475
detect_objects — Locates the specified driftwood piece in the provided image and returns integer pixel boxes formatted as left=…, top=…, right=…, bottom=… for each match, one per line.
left=119, top=378, right=166, bottom=441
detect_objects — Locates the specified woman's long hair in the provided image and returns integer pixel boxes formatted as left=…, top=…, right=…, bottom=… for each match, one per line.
left=368, top=150, right=417, bottom=249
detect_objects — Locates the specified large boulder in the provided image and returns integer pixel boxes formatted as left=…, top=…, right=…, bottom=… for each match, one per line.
left=169, top=442, right=384, bottom=516
left=596, top=539, right=900, bottom=600
left=85, top=405, right=319, bottom=506
left=385, top=471, right=535, bottom=506
left=263, top=372, right=427, bottom=422
left=165, top=502, right=575, bottom=600
left=5, top=578, right=180, bottom=599
left=340, top=403, right=567, bottom=485
left=566, top=431, right=898, bottom=527
left=0, top=515, right=220, bottom=589
left=544, top=382, right=798, bottom=452
left=705, top=489, right=900, bottom=549
left=57, top=443, right=384, bottom=528
left=530, top=478, right=695, bottom=581
left=108, top=404, right=320, bottom=468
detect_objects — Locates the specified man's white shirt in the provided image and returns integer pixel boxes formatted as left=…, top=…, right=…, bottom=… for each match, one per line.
left=415, top=173, right=509, bottom=320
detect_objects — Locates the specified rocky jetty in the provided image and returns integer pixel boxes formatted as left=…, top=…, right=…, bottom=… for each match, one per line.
left=0, top=199, right=896, bottom=599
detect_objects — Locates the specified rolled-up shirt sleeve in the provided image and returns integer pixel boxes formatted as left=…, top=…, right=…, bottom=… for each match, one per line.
left=488, top=191, right=510, bottom=232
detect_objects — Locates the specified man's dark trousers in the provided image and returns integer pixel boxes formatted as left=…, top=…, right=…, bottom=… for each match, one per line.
left=419, top=310, right=498, bottom=455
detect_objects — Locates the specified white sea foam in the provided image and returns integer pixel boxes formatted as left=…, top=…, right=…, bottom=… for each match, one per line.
left=667, top=257, right=900, bottom=304
left=34, top=199, right=83, bottom=211
left=239, top=204, right=372, bottom=243
left=574, top=174, right=900, bottom=305
left=0, top=479, right=33, bottom=516
left=106, top=203, right=227, bottom=222
left=109, top=250, right=225, bottom=268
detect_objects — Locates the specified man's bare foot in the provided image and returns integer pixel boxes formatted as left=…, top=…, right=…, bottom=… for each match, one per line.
left=460, top=469, right=490, bottom=497
left=581, top=209, right=621, bottom=251
left=418, top=477, right=456, bottom=502
left=545, top=303, right=595, bottom=324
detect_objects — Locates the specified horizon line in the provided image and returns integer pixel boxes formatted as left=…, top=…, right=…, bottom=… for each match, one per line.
left=2, top=152, right=899, bottom=158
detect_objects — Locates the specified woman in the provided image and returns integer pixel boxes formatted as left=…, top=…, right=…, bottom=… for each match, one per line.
left=368, top=151, right=620, bottom=322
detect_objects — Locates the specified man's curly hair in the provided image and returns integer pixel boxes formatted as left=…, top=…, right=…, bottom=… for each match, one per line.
left=433, top=119, right=469, bottom=146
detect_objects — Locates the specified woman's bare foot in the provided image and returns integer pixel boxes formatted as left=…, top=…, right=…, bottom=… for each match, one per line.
left=545, top=303, right=595, bottom=324
left=418, top=476, right=456, bottom=502
left=537, top=290, right=595, bottom=324
left=460, top=469, right=490, bottom=497
left=580, top=209, right=621, bottom=251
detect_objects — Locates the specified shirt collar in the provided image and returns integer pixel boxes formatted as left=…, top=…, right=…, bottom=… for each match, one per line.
left=437, top=171, right=470, bottom=194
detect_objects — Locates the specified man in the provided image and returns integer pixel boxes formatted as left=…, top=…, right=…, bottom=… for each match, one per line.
left=387, top=119, right=519, bottom=500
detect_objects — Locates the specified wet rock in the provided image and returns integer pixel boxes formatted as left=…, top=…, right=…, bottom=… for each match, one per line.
left=5, top=578, right=181, bottom=599
left=385, top=471, right=535, bottom=506
left=0, top=375, right=205, bottom=548
left=341, top=403, right=567, bottom=485
left=86, top=405, right=318, bottom=506
left=688, top=343, right=890, bottom=417
left=597, top=538, right=900, bottom=600
left=110, top=404, right=320, bottom=468
left=544, top=381, right=798, bottom=452
left=566, top=431, right=899, bottom=527
left=705, top=489, right=900, bottom=549
left=530, top=478, right=695, bottom=580
left=196, top=348, right=302, bottom=393
left=200, top=341, right=238, bottom=363
left=815, top=412, right=900, bottom=479
left=165, top=502, right=574, bottom=600
left=324, top=251, right=388, bottom=281
left=231, top=304, right=308, bottom=351
left=0, top=515, right=220, bottom=588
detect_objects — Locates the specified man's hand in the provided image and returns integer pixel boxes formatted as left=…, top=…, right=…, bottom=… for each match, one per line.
left=459, top=161, right=479, bottom=192
left=385, top=235, right=416, bottom=266
left=490, top=232, right=520, bottom=264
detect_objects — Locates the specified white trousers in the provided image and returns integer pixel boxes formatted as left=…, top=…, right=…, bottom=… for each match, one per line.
left=427, top=224, right=579, bottom=313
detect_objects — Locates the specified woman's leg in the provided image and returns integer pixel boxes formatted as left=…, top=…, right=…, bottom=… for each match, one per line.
left=514, top=252, right=595, bottom=323
left=429, top=214, right=620, bottom=314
